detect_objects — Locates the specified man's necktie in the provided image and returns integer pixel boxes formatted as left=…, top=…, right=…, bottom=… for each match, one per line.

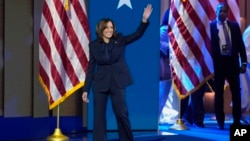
left=103, top=44, right=110, bottom=61
left=222, top=23, right=232, bottom=55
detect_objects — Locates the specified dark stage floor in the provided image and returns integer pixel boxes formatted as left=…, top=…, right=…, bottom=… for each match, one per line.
left=27, top=114, right=249, bottom=141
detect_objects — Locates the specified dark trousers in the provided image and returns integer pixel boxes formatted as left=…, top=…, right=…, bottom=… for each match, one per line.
left=214, top=57, right=241, bottom=126
left=181, top=84, right=206, bottom=125
left=93, top=78, right=133, bottom=141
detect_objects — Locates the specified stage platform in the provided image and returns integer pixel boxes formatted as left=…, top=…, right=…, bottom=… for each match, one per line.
left=26, top=114, right=249, bottom=141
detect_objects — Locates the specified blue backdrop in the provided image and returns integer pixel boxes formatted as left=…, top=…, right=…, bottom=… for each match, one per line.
left=87, top=0, right=160, bottom=130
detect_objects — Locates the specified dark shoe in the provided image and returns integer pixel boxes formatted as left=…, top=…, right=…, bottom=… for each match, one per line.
left=217, top=124, right=224, bottom=130
left=193, top=123, right=205, bottom=128
left=182, top=118, right=193, bottom=126
left=241, top=110, right=250, bottom=123
left=233, top=121, right=241, bottom=125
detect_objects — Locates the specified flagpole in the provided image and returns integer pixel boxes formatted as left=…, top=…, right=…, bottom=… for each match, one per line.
left=46, top=1, right=70, bottom=140
left=47, top=104, right=69, bottom=141
left=169, top=97, right=189, bottom=130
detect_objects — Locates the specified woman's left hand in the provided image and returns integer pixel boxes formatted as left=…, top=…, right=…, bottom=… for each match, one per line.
left=142, top=4, right=153, bottom=22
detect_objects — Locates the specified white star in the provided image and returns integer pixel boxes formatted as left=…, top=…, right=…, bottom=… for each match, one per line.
left=117, top=0, right=132, bottom=9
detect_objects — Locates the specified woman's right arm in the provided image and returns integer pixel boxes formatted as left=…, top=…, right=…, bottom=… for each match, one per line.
left=81, top=43, right=96, bottom=101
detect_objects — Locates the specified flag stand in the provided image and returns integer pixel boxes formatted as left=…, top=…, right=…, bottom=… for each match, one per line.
left=47, top=104, right=69, bottom=141
left=169, top=98, right=189, bottom=130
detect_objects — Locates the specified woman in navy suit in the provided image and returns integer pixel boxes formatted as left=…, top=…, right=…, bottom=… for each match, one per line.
left=81, top=4, right=153, bottom=141
left=210, top=2, right=247, bottom=130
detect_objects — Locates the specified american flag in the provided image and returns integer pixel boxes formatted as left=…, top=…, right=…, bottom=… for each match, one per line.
left=39, top=0, right=90, bottom=110
left=168, top=0, right=239, bottom=99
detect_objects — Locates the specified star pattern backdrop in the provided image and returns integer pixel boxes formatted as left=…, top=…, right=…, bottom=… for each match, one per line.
left=87, top=0, right=160, bottom=130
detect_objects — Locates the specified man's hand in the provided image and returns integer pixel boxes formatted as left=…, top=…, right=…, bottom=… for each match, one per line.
left=240, top=64, right=247, bottom=73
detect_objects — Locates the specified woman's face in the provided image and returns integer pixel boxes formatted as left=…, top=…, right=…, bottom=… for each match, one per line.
left=102, top=21, right=114, bottom=41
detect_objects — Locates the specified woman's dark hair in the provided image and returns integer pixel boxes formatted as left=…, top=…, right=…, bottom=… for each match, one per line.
left=95, top=18, right=117, bottom=40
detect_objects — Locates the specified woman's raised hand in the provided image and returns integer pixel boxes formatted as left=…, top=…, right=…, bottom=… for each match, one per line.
left=142, top=4, right=153, bottom=22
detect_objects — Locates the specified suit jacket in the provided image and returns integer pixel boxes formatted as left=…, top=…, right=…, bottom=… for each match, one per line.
left=82, top=22, right=149, bottom=93
left=210, top=20, right=247, bottom=72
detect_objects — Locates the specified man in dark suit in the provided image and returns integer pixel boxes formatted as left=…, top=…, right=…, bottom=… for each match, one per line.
left=210, top=2, right=247, bottom=130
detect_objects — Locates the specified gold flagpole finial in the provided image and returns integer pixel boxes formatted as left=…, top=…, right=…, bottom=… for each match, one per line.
left=65, top=0, right=70, bottom=11
left=182, top=0, right=186, bottom=2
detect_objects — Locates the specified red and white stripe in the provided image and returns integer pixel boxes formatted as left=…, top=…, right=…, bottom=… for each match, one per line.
left=168, top=0, right=239, bottom=98
left=39, top=0, right=90, bottom=109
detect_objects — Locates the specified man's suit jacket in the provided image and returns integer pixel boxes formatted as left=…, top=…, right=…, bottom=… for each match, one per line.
left=82, top=22, right=149, bottom=93
left=210, top=20, right=247, bottom=72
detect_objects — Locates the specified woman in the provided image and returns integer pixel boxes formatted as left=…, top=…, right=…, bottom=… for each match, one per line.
left=81, top=4, right=153, bottom=141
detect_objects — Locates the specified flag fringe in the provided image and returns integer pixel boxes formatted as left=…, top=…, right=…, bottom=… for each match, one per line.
left=173, top=74, right=214, bottom=100
left=39, top=75, right=85, bottom=110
